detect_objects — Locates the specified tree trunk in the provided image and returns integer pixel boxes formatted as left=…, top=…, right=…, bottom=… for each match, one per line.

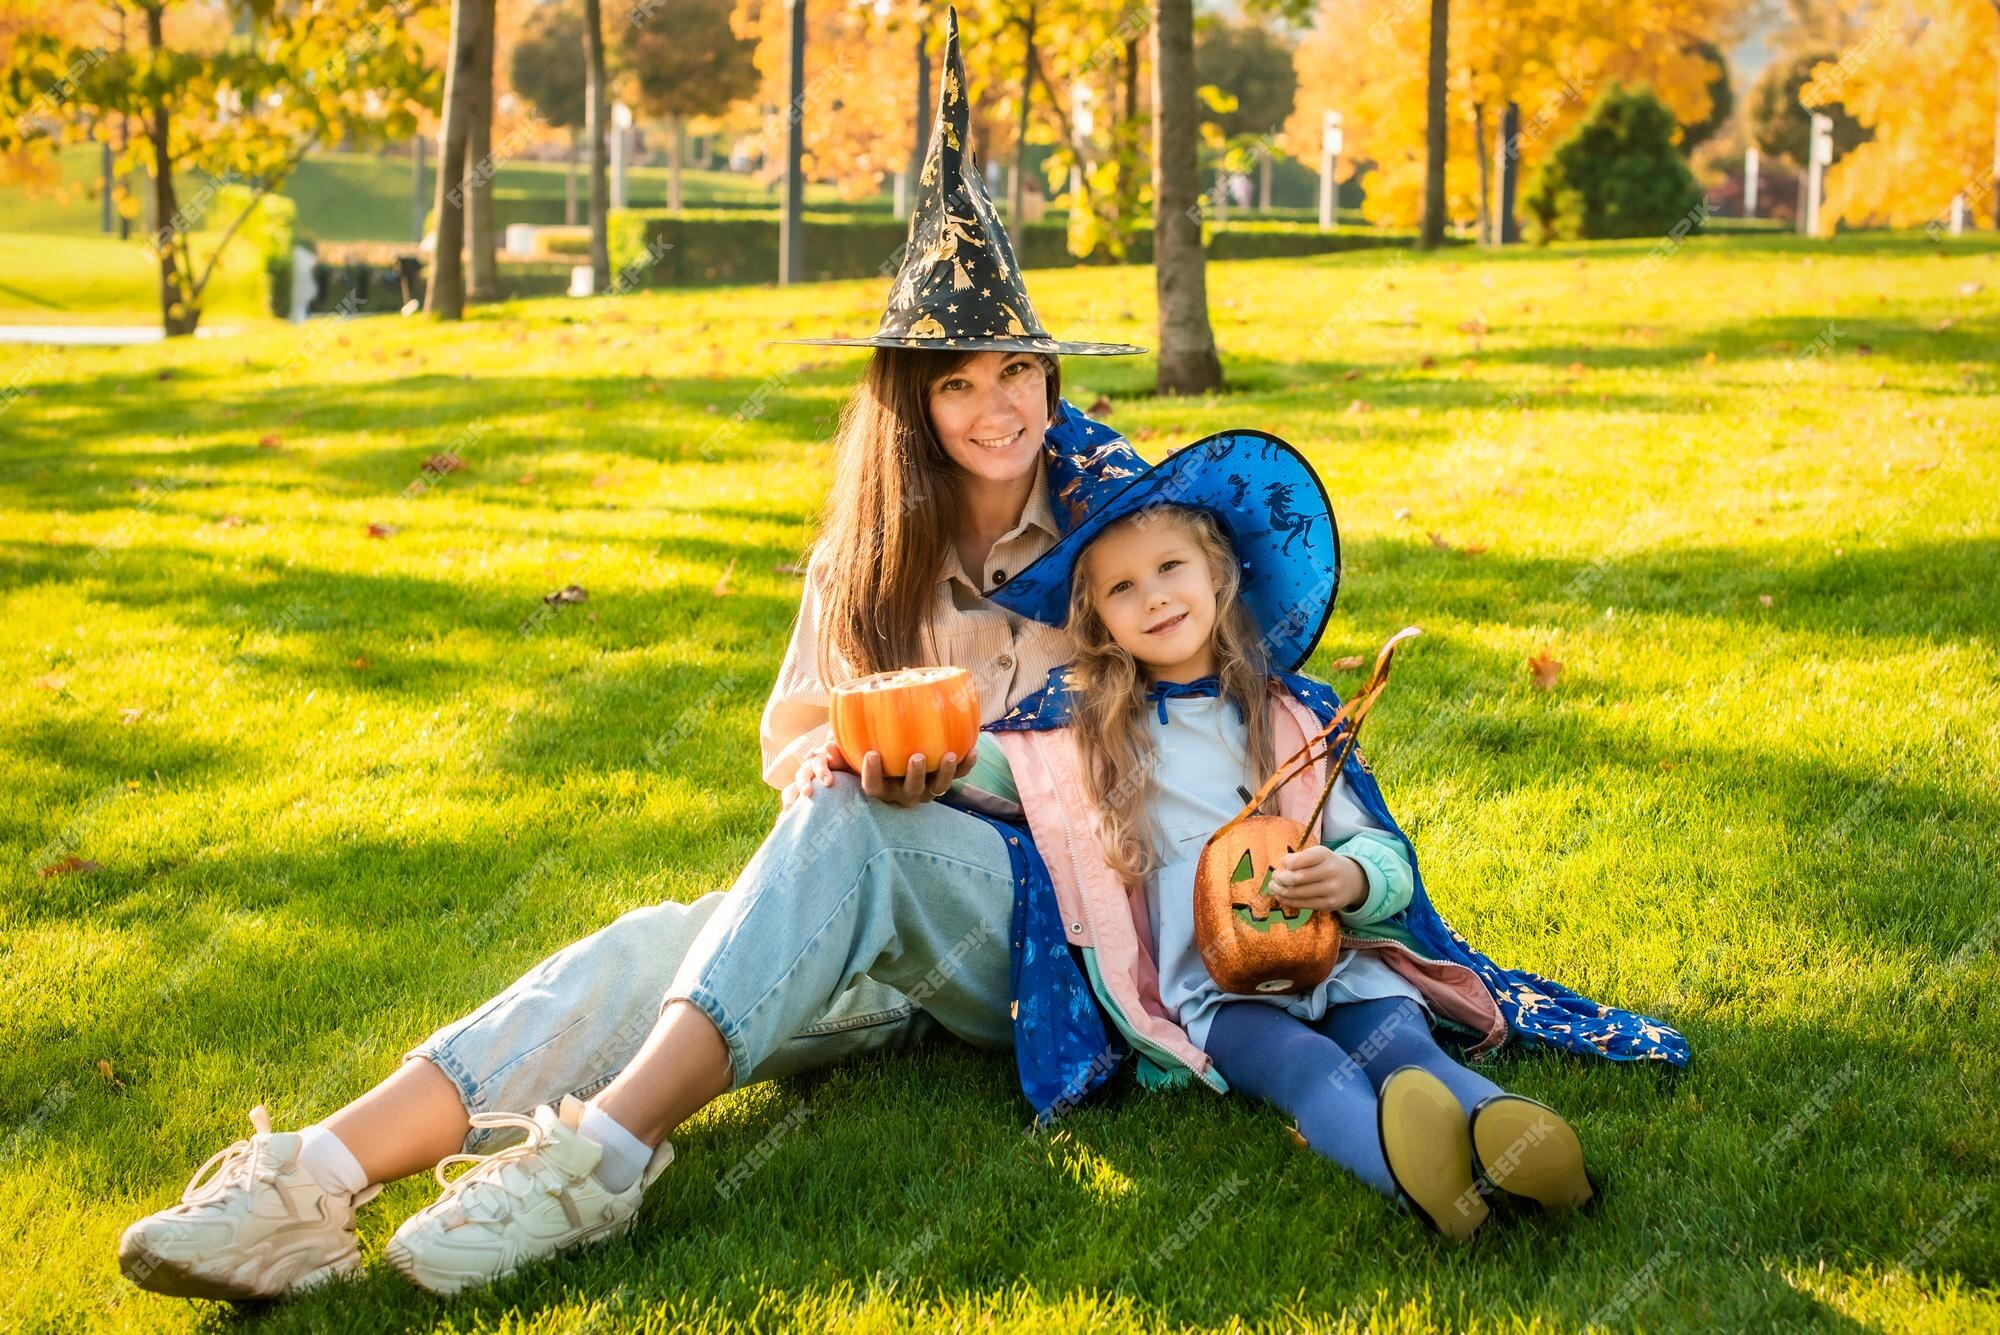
left=1472, top=100, right=1490, bottom=245
left=566, top=127, right=579, bottom=226
left=1150, top=0, right=1223, bottom=395
left=466, top=0, right=500, bottom=302
left=426, top=0, right=478, bottom=318
left=1114, top=35, right=1141, bottom=228
left=584, top=0, right=611, bottom=292
left=668, top=114, right=684, bottom=211
left=1011, top=5, right=1035, bottom=224
left=1418, top=0, right=1449, bottom=249
left=143, top=5, right=196, bottom=337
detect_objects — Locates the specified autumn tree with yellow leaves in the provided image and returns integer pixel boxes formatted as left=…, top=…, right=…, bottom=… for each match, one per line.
left=1813, top=0, right=2000, bottom=231
left=1287, top=0, right=1748, bottom=232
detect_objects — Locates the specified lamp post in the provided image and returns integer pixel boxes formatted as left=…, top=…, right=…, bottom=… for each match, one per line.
left=1318, top=110, right=1343, bottom=230
left=1804, top=111, right=1831, bottom=238
left=611, top=101, right=631, bottom=211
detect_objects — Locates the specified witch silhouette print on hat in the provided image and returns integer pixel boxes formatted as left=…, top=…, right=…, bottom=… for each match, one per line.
left=770, top=5, right=1145, bottom=357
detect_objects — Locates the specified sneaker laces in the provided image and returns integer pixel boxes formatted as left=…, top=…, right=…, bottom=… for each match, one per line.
left=179, top=1106, right=278, bottom=1211
left=429, top=1110, right=571, bottom=1230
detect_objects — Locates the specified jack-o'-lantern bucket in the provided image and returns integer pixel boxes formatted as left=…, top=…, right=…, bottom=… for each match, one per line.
left=1192, top=627, right=1421, bottom=996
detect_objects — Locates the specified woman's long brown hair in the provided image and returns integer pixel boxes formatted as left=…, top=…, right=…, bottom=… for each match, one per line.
left=1063, top=505, right=1277, bottom=882
left=811, top=346, right=1062, bottom=683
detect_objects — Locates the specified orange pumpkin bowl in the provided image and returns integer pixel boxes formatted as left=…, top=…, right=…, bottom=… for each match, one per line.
left=829, top=666, right=981, bottom=779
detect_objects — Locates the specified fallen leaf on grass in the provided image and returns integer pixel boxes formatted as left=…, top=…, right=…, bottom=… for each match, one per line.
left=590, top=474, right=617, bottom=489
left=1393, top=507, right=1412, bottom=521
left=1565, top=361, right=1587, bottom=376
left=33, top=673, right=66, bottom=692
left=1342, top=368, right=1362, bottom=381
left=1457, top=317, right=1488, bottom=336
left=41, top=855, right=99, bottom=878
left=712, top=557, right=738, bottom=597
left=1703, top=350, right=1718, bottom=364
left=515, top=474, right=537, bottom=486
left=1910, top=460, right=1941, bottom=474
left=349, top=654, right=371, bottom=671
left=423, top=453, right=467, bottom=474
left=1936, top=318, right=1955, bottom=332
left=1344, top=398, right=1371, bottom=415
left=257, top=433, right=283, bottom=449
left=1758, top=594, right=1774, bottom=608
left=1528, top=650, right=1563, bottom=691
left=1959, top=281, right=1984, bottom=297
left=1418, top=354, right=1437, bottom=370
left=98, top=1059, right=125, bottom=1090
left=119, top=706, right=145, bottom=725
left=366, top=522, right=398, bottom=539
left=1087, top=395, right=1113, bottom=416
left=217, top=514, right=246, bottom=527
left=1426, top=532, right=1487, bottom=555
left=1329, top=654, right=1366, bottom=671
left=1855, top=344, right=1873, bottom=356
left=543, top=584, right=589, bottom=606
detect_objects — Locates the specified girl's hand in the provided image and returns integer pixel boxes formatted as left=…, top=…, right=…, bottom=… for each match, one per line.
left=1268, top=844, right=1368, bottom=914
left=781, top=739, right=857, bottom=810
left=859, top=747, right=977, bottom=808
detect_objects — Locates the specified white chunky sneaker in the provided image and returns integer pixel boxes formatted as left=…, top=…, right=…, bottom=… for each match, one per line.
left=383, top=1097, right=673, bottom=1296
left=118, top=1106, right=381, bottom=1300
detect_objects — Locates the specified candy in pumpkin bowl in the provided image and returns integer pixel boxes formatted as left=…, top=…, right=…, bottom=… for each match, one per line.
left=1194, top=813, right=1341, bottom=996
left=829, top=666, right=980, bottom=779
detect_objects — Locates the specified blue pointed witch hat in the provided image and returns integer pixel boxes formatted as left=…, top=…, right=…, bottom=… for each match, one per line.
left=988, top=429, right=1339, bottom=672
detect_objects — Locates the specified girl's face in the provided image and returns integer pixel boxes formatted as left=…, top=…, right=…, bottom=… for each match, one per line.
left=926, top=351, right=1051, bottom=486
left=1084, top=514, right=1219, bottom=683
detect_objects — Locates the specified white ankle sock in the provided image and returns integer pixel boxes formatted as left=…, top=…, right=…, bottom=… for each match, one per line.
left=296, top=1124, right=370, bottom=1197
left=576, top=1103, right=653, bottom=1193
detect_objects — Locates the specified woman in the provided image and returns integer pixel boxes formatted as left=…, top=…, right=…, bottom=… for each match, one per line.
left=119, top=7, right=1150, bottom=1302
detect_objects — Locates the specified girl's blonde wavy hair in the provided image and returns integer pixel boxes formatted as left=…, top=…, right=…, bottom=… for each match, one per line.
left=1064, top=504, right=1277, bottom=882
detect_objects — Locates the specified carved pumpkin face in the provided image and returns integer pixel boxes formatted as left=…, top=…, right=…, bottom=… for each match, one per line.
left=1193, top=814, right=1341, bottom=996
left=829, top=666, right=981, bottom=778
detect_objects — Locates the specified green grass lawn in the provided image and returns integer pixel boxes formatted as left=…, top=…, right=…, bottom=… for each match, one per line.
left=2, top=233, right=1996, bottom=1333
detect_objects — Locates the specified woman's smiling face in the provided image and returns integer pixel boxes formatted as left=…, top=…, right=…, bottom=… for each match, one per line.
left=926, top=351, right=1051, bottom=485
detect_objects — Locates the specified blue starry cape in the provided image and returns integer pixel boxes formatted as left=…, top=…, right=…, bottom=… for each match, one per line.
left=945, top=664, right=1691, bottom=1125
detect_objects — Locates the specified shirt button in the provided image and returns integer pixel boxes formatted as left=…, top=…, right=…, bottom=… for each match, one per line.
left=996, top=653, right=1015, bottom=671
left=992, top=569, right=1008, bottom=585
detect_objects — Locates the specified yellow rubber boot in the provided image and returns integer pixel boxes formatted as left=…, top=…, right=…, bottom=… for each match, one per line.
left=1468, top=1093, right=1593, bottom=1212
left=1377, top=1066, right=1488, bottom=1242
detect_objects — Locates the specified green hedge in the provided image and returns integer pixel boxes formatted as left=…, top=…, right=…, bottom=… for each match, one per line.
left=605, top=209, right=1420, bottom=289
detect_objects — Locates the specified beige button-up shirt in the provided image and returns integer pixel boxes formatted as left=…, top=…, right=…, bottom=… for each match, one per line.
left=759, top=460, right=1078, bottom=789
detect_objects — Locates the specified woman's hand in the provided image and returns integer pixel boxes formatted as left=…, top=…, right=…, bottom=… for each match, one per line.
left=781, top=739, right=855, bottom=811
left=781, top=740, right=977, bottom=810
left=857, top=746, right=977, bottom=808
left=1267, top=844, right=1368, bottom=914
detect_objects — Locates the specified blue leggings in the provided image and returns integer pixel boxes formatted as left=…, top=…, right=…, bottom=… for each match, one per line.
left=1204, top=997, right=1503, bottom=1199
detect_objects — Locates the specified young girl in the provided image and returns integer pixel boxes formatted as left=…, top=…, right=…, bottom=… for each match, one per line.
left=933, top=430, right=1640, bottom=1239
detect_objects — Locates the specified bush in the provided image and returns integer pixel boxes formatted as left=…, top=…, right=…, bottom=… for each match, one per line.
left=604, top=209, right=1430, bottom=290
left=211, top=184, right=302, bottom=318
left=1522, top=84, right=1706, bottom=242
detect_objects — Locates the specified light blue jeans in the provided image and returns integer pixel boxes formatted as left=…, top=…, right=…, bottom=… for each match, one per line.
left=409, top=773, right=1017, bottom=1149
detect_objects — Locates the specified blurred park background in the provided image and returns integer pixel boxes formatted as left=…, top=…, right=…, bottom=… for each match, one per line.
left=3, top=0, right=1998, bottom=1332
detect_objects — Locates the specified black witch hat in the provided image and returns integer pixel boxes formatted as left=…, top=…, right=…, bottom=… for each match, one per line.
left=771, top=5, right=1146, bottom=356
